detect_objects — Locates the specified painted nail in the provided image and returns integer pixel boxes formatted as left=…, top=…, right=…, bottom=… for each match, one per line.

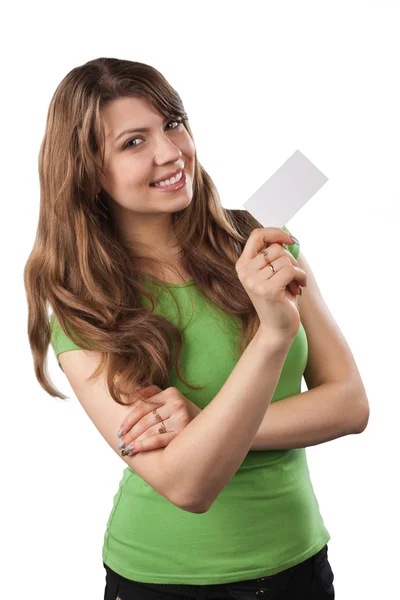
left=121, top=446, right=134, bottom=456
left=118, top=441, right=125, bottom=450
left=121, top=445, right=134, bottom=456
left=117, top=430, right=123, bottom=438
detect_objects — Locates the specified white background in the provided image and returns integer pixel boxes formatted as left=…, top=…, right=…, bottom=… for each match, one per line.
left=2, top=0, right=399, bottom=598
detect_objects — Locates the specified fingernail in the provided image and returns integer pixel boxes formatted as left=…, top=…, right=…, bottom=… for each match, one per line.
left=299, top=286, right=303, bottom=296
left=290, top=236, right=299, bottom=245
left=118, top=441, right=125, bottom=450
left=117, top=430, right=123, bottom=438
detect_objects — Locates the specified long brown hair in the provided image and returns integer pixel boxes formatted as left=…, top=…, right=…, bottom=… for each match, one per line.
left=23, top=57, right=277, bottom=405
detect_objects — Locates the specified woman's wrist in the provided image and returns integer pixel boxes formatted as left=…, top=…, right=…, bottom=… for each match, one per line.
left=254, top=325, right=295, bottom=351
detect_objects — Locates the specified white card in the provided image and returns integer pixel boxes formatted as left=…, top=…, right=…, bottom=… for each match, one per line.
left=241, top=150, right=328, bottom=227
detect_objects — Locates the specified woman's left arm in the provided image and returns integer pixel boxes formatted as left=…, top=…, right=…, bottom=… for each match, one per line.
left=249, top=379, right=368, bottom=450
left=250, top=249, right=369, bottom=451
left=118, top=251, right=370, bottom=454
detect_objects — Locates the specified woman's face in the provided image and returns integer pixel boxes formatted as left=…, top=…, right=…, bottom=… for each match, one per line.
left=97, top=96, right=196, bottom=248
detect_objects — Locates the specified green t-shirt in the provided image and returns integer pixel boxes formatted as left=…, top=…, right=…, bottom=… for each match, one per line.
left=50, top=225, right=330, bottom=584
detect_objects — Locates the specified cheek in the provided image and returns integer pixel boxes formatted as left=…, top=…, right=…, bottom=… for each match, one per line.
left=183, top=135, right=196, bottom=158
left=117, top=156, right=151, bottom=187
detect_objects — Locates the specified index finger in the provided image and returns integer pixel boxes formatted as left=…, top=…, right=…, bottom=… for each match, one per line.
left=238, top=227, right=295, bottom=265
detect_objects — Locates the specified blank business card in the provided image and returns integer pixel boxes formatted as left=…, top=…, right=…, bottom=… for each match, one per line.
left=241, top=149, right=328, bottom=227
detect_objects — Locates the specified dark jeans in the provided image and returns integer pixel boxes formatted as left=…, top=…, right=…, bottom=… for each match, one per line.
left=103, top=544, right=335, bottom=599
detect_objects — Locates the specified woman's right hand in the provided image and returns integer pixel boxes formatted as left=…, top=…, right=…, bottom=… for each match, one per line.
left=235, top=227, right=307, bottom=339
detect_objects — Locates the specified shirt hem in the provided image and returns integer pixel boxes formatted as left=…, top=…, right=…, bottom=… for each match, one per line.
left=102, top=532, right=331, bottom=585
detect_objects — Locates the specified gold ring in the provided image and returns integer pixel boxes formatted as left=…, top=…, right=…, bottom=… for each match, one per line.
left=153, top=410, right=162, bottom=422
left=260, top=248, right=276, bottom=274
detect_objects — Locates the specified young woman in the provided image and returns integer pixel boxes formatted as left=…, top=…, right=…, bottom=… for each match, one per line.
left=24, top=57, right=369, bottom=599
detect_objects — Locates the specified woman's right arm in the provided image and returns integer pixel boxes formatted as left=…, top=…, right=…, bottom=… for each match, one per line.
left=161, top=226, right=306, bottom=512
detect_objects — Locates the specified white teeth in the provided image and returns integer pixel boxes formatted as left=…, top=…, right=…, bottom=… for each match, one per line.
left=153, top=170, right=183, bottom=187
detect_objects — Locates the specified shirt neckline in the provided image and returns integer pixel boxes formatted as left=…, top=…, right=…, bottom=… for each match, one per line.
left=163, top=280, right=195, bottom=288
left=141, top=275, right=195, bottom=288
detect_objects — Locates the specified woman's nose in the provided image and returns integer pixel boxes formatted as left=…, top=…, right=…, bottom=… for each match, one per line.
left=153, top=136, right=183, bottom=161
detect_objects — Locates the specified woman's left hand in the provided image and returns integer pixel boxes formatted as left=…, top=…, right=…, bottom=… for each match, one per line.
left=117, top=385, right=202, bottom=456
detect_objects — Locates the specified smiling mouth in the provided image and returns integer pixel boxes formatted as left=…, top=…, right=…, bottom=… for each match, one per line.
left=150, top=168, right=184, bottom=187
left=149, top=170, right=187, bottom=192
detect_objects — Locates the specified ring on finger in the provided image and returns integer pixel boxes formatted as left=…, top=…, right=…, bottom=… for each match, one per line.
left=260, top=248, right=278, bottom=275
left=152, top=409, right=167, bottom=434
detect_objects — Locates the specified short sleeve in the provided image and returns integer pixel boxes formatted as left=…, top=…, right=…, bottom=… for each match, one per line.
left=50, top=313, right=81, bottom=372
left=281, top=224, right=300, bottom=260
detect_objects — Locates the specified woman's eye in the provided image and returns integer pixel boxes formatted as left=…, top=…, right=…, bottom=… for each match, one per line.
left=123, top=119, right=183, bottom=150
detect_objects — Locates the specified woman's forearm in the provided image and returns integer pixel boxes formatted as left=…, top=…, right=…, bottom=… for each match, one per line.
left=249, top=379, right=368, bottom=450
left=161, top=327, right=294, bottom=512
